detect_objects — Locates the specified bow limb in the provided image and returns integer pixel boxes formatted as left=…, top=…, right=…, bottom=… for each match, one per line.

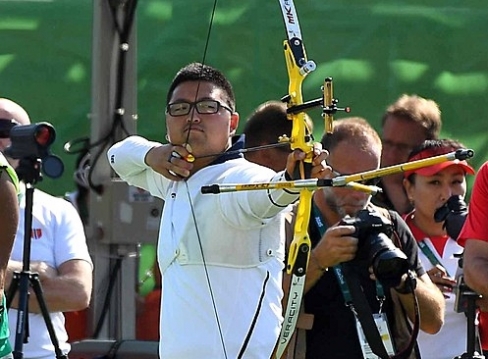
left=275, top=0, right=316, bottom=357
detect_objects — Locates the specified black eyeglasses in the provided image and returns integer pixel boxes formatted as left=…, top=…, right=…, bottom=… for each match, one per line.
left=0, top=119, right=19, bottom=138
left=166, top=99, right=233, bottom=117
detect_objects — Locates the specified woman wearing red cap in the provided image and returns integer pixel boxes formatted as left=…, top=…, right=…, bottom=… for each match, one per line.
left=402, top=139, right=476, bottom=359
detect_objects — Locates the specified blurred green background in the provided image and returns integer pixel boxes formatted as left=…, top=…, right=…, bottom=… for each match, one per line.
left=1, top=0, right=487, bottom=197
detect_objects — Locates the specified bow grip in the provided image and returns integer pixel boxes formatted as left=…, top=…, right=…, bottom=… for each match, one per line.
left=291, top=157, right=313, bottom=181
left=287, top=241, right=310, bottom=277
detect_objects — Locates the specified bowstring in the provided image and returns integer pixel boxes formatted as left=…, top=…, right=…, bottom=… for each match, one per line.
left=182, top=0, right=228, bottom=357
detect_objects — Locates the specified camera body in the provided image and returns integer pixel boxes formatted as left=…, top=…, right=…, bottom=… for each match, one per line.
left=341, top=209, right=409, bottom=288
left=434, top=195, right=468, bottom=240
left=4, top=122, right=64, bottom=180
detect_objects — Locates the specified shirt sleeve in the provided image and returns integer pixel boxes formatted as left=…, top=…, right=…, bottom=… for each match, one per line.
left=458, top=161, right=488, bottom=246
left=107, top=135, right=167, bottom=199
left=53, top=197, right=92, bottom=268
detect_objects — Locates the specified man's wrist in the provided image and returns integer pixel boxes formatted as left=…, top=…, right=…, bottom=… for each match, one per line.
left=311, top=250, right=328, bottom=274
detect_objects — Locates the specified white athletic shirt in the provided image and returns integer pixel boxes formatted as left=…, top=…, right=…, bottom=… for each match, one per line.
left=108, top=136, right=299, bottom=358
left=8, top=187, right=93, bottom=359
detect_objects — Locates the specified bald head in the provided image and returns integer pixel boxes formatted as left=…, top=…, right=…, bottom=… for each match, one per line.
left=0, top=98, right=31, bottom=125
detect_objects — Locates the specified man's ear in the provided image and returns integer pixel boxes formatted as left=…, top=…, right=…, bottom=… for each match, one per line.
left=229, top=113, right=239, bottom=136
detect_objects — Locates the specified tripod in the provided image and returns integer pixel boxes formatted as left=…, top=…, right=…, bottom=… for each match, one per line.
left=454, top=281, right=485, bottom=359
left=6, top=158, right=68, bottom=359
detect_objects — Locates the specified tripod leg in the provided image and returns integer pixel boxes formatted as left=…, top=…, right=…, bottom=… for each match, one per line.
left=12, top=271, right=32, bottom=359
left=29, top=274, right=68, bottom=359
left=6, top=273, right=20, bottom=310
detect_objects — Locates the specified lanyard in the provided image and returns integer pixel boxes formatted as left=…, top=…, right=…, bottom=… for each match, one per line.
left=417, top=239, right=451, bottom=277
left=311, top=203, right=385, bottom=306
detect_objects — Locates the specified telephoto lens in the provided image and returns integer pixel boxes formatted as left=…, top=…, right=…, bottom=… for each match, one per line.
left=341, top=209, right=409, bottom=288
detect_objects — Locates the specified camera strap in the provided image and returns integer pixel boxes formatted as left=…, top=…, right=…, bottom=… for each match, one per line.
left=312, top=203, right=420, bottom=359
left=312, top=204, right=392, bottom=358
left=343, top=263, right=391, bottom=359
left=417, top=239, right=452, bottom=277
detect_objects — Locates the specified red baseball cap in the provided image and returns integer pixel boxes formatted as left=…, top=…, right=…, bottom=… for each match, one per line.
left=404, top=146, right=475, bottom=178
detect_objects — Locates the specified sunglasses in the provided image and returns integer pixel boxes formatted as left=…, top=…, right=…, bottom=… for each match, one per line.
left=0, top=119, right=20, bottom=138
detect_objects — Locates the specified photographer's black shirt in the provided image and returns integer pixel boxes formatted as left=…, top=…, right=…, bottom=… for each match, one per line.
left=303, top=208, right=424, bottom=359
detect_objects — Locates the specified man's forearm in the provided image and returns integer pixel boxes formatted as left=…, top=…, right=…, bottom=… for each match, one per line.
left=8, top=260, right=92, bottom=314
left=395, top=273, right=445, bottom=334
left=9, top=274, right=91, bottom=313
left=464, top=239, right=488, bottom=297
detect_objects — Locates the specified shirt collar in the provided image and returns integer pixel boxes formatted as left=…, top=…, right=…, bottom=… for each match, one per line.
left=208, top=135, right=245, bottom=166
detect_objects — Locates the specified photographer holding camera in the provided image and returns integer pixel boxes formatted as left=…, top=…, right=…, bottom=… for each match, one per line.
left=0, top=152, right=19, bottom=359
left=402, top=139, right=476, bottom=359
left=0, top=98, right=93, bottom=359
left=283, top=117, right=444, bottom=359
left=458, top=160, right=488, bottom=357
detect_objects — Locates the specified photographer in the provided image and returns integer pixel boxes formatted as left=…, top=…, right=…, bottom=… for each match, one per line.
left=458, top=160, right=488, bottom=356
left=402, top=139, right=475, bottom=359
left=0, top=98, right=93, bottom=359
left=0, top=152, right=19, bottom=359
left=283, top=117, right=444, bottom=359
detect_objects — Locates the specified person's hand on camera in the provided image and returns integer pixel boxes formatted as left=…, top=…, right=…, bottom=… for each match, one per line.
left=435, top=195, right=468, bottom=240
left=313, top=225, right=358, bottom=269
left=427, top=264, right=456, bottom=298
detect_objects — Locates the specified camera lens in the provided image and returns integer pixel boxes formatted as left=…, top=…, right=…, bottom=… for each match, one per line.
left=370, top=233, right=409, bottom=287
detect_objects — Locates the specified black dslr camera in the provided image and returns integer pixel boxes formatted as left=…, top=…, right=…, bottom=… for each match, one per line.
left=434, top=195, right=468, bottom=240
left=4, top=122, right=64, bottom=180
left=341, top=209, right=409, bottom=287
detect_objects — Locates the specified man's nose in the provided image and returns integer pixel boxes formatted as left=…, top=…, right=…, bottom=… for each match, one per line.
left=185, top=108, right=201, bottom=123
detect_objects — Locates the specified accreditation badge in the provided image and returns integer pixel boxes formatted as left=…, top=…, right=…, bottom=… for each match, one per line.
left=355, top=313, right=395, bottom=359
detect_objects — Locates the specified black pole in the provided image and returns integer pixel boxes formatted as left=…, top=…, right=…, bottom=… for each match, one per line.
left=454, top=288, right=485, bottom=359
left=6, top=158, right=68, bottom=359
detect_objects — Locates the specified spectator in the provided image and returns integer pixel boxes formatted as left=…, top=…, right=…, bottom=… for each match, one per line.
left=373, top=94, right=442, bottom=214
left=0, top=98, right=93, bottom=359
left=284, top=117, right=444, bottom=358
left=402, top=139, right=475, bottom=359
left=107, top=62, right=330, bottom=358
left=458, top=160, right=488, bottom=356
left=0, top=150, right=19, bottom=359
left=243, top=100, right=313, bottom=171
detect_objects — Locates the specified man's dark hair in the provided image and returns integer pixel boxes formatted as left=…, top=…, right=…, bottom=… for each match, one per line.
left=166, top=62, right=236, bottom=111
left=243, top=101, right=291, bottom=149
left=243, top=100, right=314, bottom=149
left=404, top=138, right=471, bottom=184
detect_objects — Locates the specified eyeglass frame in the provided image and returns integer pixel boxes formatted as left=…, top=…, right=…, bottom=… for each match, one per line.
left=0, top=119, right=20, bottom=138
left=165, top=99, right=234, bottom=117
